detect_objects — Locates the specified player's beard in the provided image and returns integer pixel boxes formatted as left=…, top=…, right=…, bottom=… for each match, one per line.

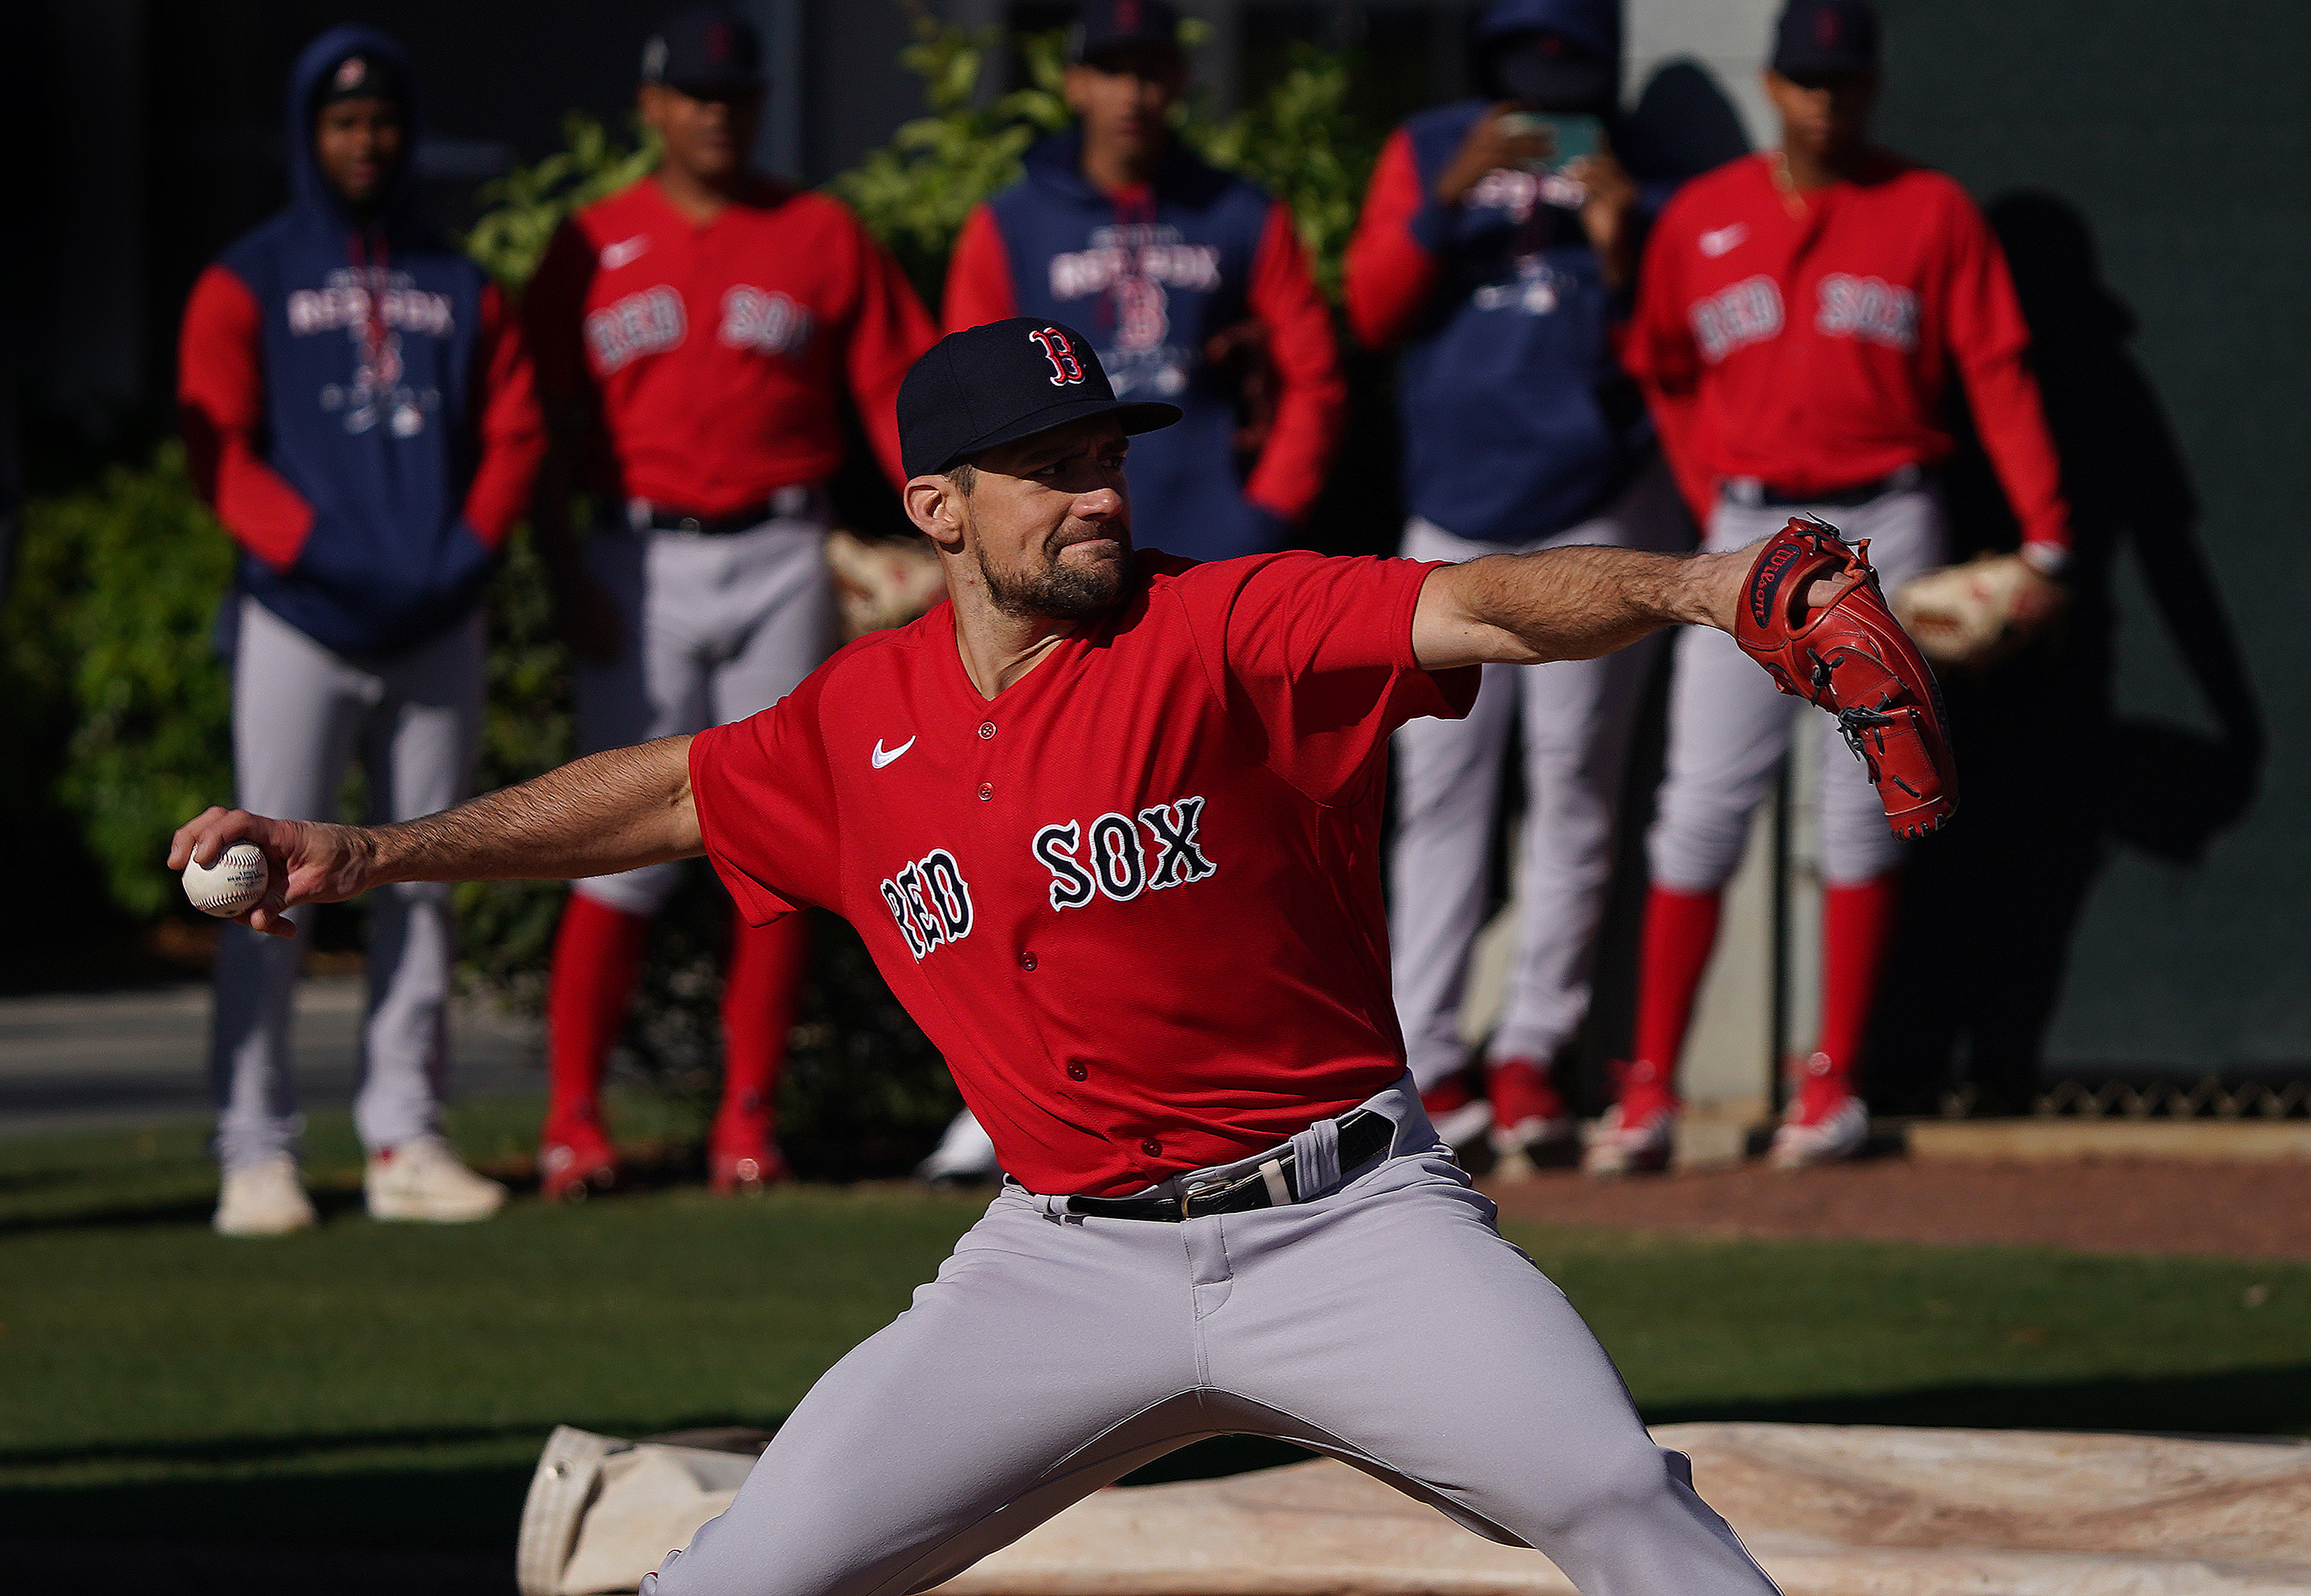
left=979, top=522, right=1133, bottom=620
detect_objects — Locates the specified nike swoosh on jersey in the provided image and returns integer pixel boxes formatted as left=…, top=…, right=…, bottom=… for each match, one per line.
left=1699, top=223, right=1749, bottom=258
left=599, top=235, right=652, bottom=270
left=870, top=736, right=916, bottom=769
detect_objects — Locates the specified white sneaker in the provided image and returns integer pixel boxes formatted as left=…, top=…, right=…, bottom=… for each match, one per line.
left=213, top=1153, right=318, bottom=1236
left=365, top=1133, right=508, bottom=1223
left=1581, top=1101, right=1679, bottom=1176
left=1769, top=1060, right=1871, bottom=1169
left=915, top=1108, right=1002, bottom=1188
left=1430, top=1097, right=1496, bottom=1153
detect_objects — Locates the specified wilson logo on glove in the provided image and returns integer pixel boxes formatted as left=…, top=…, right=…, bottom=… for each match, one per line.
left=1734, top=517, right=1960, bottom=839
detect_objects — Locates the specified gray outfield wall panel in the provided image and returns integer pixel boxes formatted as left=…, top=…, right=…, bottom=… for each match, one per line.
left=1875, top=0, right=2311, bottom=1071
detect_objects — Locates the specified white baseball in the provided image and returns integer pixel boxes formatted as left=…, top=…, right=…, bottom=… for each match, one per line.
left=184, top=842, right=270, bottom=918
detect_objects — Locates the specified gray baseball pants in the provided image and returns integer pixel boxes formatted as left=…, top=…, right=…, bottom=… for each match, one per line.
left=1647, top=483, right=1947, bottom=891
left=644, top=1078, right=1779, bottom=1596
left=571, top=497, right=837, bottom=917
left=1390, top=462, right=1683, bottom=1090
left=209, top=595, right=483, bottom=1169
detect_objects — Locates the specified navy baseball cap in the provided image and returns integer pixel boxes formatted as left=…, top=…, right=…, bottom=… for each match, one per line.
left=899, top=319, right=1181, bottom=479
left=1071, top=0, right=1184, bottom=64
left=643, top=6, right=766, bottom=93
left=313, top=49, right=408, bottom=110
left=1476, top=0, right=1619, bottom=108
left=1772, top=0, right=1880, bottom=74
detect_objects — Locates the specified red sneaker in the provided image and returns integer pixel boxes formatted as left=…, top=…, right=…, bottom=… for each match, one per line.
left=539, top=1113, right=617, bottom=1203
left=1485, top=1058, right=1574, bottom=1155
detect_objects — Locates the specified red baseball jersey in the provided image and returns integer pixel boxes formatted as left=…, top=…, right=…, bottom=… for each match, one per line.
left=1624, top=152, right=2069, bottom=551
left=523, top=177, right=936, bottom=516
left=689, top=551, right=1476, bottom=1197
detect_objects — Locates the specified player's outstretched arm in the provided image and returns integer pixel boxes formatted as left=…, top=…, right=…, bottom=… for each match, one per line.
left=1411, top=545, right=1751, bottom=671
left=166, top=736, right=701, bottom=940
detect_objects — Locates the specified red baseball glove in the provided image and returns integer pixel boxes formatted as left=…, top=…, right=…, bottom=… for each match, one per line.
left=1735, top=516, right=1960, bottom=838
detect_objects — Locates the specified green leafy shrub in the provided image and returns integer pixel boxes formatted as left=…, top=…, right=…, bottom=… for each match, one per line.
left=5, top=445, right=235, bottom=920
left=827, top=15, right=1377, bottom=305
left=461, top=112, right=658, bottom=288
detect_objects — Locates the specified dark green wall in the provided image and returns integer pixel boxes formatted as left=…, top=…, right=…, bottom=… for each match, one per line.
left=1875, top=1, right=2310, bottom=1075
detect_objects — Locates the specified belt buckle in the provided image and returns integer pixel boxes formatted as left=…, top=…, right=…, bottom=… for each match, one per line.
left=1179, top=1174, right=1231, bottom=1220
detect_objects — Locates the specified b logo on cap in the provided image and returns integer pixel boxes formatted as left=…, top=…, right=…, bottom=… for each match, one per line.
left=335, top=56, right=369, bottom=91
left=1029, top=326, right=1087, bottom=386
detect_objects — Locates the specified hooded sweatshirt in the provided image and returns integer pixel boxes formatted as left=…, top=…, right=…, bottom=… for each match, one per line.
left=943, top=129, right=1344, bottom=565
left=178, top=26, right=544, bottom=657
left=1344, top=0, right=1653, bottom=545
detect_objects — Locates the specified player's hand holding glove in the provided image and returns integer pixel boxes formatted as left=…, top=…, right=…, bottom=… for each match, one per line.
left=1735, top=516, right=1960, bottom=838
left=1891, top=551, right=2066, bottom=671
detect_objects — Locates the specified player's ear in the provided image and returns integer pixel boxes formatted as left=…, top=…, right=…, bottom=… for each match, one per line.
left=905, top=475, right=967, bottom=555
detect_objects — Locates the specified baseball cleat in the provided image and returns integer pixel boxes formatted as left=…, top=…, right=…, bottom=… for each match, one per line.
left=1582, top=1060, right=1679, bottom=1176
left=1769, top=1054, right=1869, bottom=1170
left=213, top=1152, right=318, bottom=1237
left=709, top=1133, right=790, bottom=1195
left=914, top=1108, right=1003, bottom=1189
left=1482, top=1058, right=1575, bottom=1179
left=365, top=1134, right=509, bottom=1223
left=539, top=1120, right=619, bottom=1203
left=1419, top=1076, right=1496, bottom=1154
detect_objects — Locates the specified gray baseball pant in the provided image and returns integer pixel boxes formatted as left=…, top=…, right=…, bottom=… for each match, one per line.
left=571, top=497, right=837, bottom=916
left=1390, top=462, right=1683, bottom=1091
left=209, top=595, right=483, bottom=1169
left=644, top=1078, right=1779, bottom=1596
left=1647, top=483, right=1947, bottom=891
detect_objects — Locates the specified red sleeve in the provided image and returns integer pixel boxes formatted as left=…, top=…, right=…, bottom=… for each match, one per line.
left=1620, top=211, right=1716, bottom=525
left=841, top=216, right=940, bottom=488
left=1242, top=201, right=1346, bottom=524
left=460, top=281, right=548, bottom=550
left=689, top=671, right=844, bottom=925
left=941, top=205, right=1019, bottom=333
left=1938, top=193, right=2071, bottom=553
left=176, top=264, right=314, bottom=572
left=1180, top=553, right=1478, bottom=807
left=520, top=219, right=597, bottom=408
left=1343, top=130, right=1443, bottom=350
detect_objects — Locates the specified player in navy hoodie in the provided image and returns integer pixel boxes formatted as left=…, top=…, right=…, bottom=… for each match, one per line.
left=941, top=0, right=1344, bottom=566
left=1346, top=0, right=1684, bottom=1172
left=178, top=27, right=544, bottom=1236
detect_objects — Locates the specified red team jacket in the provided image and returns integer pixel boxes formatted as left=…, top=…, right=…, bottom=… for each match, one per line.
left=1624, top=152, right=2070, bottom=555
left=523, top=178, right=937, bottom=511
left=690, top=551, right=1476, bottom=1197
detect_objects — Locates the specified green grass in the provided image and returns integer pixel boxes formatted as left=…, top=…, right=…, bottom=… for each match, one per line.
left=3, top=1098, right=2307, bottom=1553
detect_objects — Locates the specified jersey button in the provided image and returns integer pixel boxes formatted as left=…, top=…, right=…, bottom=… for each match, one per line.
left=977, top=783, right=993, bottom=801
left=1018, top=951, right=1037, bottom=972
left=1140, top=1138, right=1162, bottom=1157
left=1066, top=1062, right=1087, bottom=1081
left=977, top=720, right=996, bottom=740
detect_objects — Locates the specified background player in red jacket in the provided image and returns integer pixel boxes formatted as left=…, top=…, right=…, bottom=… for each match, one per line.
left=918, top=0, right=1344, bottom=1187
left=1610, top=0, right=2070, bottom=1173
left=179, top=27, right=544, bottom=1235
left=522, top=6, right=937, bottom=1198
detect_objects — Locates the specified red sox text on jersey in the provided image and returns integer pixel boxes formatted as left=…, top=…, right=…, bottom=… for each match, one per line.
left=690, top=551, right=1474, bottom=1196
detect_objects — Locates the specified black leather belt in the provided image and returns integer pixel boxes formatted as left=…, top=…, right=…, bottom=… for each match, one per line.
left=1065, top=1109, right=1395, bottom=1223
left=630, top=484, right=821, bottom=536
left=1724, top=464, right=1923, bottom=510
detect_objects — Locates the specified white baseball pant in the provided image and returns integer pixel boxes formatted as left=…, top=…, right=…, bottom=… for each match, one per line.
left=644, top=1077, right=1779, bottom=1596
left=1390, top=462, right=1684, bottom=1091
left=571, top=496, right=838, bottom=916
left=1647, top=482, right=1948, bottom=892
left=209, top=595, right=483, bottom=1169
